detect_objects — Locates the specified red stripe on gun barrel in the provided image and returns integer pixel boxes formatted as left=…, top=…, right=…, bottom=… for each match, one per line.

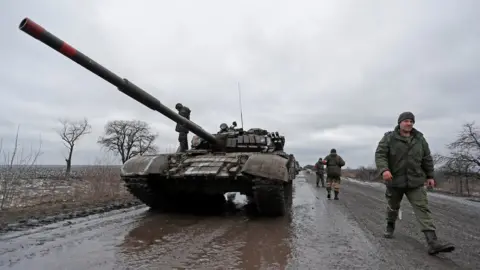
left=23, top=18, right=45, bottom=38
left=59, top=42, right=77, bottom=57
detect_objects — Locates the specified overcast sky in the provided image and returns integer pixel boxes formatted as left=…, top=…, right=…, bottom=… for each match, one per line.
left=1, top=0, right=479, bottom=168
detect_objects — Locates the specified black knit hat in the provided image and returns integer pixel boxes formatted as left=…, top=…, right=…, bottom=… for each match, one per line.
left=398, top=111, right=415, bottom=124
left=330, top=148, right=336, bottom=153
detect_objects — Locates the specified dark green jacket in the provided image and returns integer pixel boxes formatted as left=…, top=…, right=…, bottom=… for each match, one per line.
left=314, top=160, right=324, bottom=174
left=324, top=153, right=345, bottom=177
left=375, top=126, right=434, bottom=188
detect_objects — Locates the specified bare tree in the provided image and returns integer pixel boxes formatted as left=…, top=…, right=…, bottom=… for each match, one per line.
left=0, top=126, right=43, bottom=209
left=97, top=120, right=158, bottom=164
left=355, top=165, right=378, bottom=181
left=432, top=153, right=444, bottom=167
left=447, top=122, right=480, bottom=169
left=57, top=118, right=92, bottom=176
left=436, top=122, right=480, bottom=195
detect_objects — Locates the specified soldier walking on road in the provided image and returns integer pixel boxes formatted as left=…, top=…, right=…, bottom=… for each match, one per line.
left=175, top=103, right=191, bottom=152
left=324, top=149, right=345, bottom=200
left=375, top=111, right=455, bottom=255
left=314, top=158, right=325, bottom=187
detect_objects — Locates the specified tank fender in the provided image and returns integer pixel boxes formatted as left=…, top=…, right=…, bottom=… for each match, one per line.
left=120, top=154, right=171, bottom=176
left=241, top=154, right=289, bottom=182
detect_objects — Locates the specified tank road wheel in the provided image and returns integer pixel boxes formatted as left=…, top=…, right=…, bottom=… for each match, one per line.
left=252, top=178, right=288, bottom=217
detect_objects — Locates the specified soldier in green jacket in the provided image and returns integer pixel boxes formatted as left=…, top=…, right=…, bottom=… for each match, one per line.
left=175, top=103, right=191, bottom=152
left=314, top=158, right=325, bottom=187
left=324, top=149, right=345, bottom=200
left=375, top=111, right=455, bottom=255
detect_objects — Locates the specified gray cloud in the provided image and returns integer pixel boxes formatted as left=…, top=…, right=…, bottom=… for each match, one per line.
left=1, top=0, right=479, bottom=168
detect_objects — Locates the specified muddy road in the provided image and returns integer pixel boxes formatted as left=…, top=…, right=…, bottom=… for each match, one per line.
left=1, top=171, right=479, bottom=270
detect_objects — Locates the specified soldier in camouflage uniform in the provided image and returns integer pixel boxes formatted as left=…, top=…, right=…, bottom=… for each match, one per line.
left=314, top=158, right=325, bottom=187
left=175, top=103, right=191, bottom=152
left=375, top=111, right=455, bottom=255
left=324, top=149, right=345, bottom=200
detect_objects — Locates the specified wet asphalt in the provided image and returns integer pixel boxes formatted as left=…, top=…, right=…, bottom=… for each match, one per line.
left=0, top=171, right=478, bottom=270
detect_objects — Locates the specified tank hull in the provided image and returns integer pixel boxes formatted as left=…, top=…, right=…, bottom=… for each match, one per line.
left=120, top=152, right=295, bottom=216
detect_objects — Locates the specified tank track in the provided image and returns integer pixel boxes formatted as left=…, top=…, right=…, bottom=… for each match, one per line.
left=123, top=176, right=292, bottom=216
left=122, top=176, right=227, bottom=213
left=252, top=178, right=292, bottom=217
left=122, top=176, right=166, bottom=210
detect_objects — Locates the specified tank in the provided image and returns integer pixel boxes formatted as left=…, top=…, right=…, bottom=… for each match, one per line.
left=19, top=18, right=296, bottom=216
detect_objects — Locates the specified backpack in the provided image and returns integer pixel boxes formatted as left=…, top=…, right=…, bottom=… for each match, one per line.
left=326, top=154, right=341, bottom=177
left=327, top=155, right=339, bottom=166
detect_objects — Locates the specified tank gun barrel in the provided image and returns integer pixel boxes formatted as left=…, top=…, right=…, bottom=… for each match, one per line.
left=18, top=17, right=217, bottom=145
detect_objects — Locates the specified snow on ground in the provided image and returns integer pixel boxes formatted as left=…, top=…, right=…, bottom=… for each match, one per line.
left=0, top=166, right=125, bottom=209
left=0, top=178, right=94, bottom=208
left=343, top=177, right=384, bottom=189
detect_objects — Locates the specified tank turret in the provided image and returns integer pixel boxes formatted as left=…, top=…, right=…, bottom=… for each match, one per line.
left=189, top=120, right=285, bottom=153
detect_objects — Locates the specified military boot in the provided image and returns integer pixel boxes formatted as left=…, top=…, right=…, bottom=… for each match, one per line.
left=334, top=191, right=339, bottom=200
left=423, top=230, right=455, bottom=255
left=384, top=222, right=395, bottom=238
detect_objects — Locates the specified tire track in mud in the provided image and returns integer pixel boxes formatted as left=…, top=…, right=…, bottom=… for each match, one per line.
left=0, top=206, right=149, bottom=269
left=0, top=200, right=144, bottom=234
left=317, top=177, right=480, bottom=270
left=290, top=174, right=387, bottom=270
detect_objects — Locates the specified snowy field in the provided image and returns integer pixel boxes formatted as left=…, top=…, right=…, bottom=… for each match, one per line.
left=0, top=165, right=126, bottom=209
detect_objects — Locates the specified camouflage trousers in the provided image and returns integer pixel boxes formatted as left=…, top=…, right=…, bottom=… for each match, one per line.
left=316, top=173, right=325, bottom=187
left=385, top=186, right=436, bottom=231
left=178, top=132, right=188, bottom=152
left=326, top=176, right=341, bottom=191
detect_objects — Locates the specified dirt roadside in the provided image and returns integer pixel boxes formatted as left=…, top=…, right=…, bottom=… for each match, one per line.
left=0, top=195, right=144, bottom=233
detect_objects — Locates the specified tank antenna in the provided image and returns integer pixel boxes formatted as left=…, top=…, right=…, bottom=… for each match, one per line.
left=237, top=82, right=244, bottom=129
